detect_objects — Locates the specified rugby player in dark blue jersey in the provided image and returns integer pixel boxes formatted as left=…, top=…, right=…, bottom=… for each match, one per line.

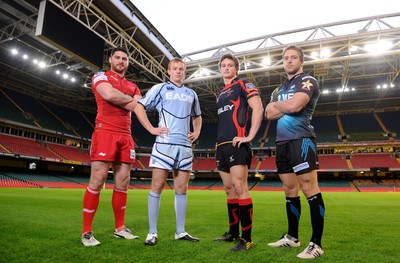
left=265, top=45, right=325, bottom=259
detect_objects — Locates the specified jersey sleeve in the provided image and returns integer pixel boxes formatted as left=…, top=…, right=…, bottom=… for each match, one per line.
left=242, top=80, right=260, bottom=100
left=138, top=83, right=164, bottom=110
left=295, top=75, right=319, bottom=98
left=190, top=89, right=202, bottom=117
left=92, top=71, right=108, bottom=89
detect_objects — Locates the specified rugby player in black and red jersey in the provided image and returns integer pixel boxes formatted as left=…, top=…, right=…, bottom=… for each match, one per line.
left=213, top=53, right=263, bottom=251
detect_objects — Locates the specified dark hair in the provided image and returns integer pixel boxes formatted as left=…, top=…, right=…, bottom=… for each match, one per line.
left=218, top=53, right=240, bottom=73
left=282, top=45, right=304, bottom=62
left=110, top=46, right=129, bottom=57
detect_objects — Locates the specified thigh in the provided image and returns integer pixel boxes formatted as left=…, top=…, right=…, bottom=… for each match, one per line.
left=297, top=170, right=320, bottom=198
left=173, top=170, right=190, bottom=194
left=112, top=162, right=132, bottom=190
left=230, top=164, right=250, bottom=199
left=89, top=161, right=110, bottom=190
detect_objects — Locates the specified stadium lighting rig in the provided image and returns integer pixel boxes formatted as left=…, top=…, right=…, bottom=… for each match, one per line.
left=10, top=48, right=79, bottom=84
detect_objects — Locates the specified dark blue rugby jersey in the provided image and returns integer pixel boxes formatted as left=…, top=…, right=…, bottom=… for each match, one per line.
left=216, top=78, right=259, bottom=144
left=274, top=73, right=320, bottom=143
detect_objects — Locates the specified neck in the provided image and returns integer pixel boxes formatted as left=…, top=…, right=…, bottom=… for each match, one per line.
left=171, top=80, right=183, bottom=86
left=223, top=77, right=236, bottom=85
left=111, top=69, right=124, bottom=78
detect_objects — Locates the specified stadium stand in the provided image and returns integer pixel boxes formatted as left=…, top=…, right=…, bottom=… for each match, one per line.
left=350, top=153, right=400, bottom=169
left=318, top=154, right=349, bottom=170
left=47, top=143, right=90, bottom=164
left=40, top=100, right=94, bottom=139
left=340, top=113, right=384, bottom=141
left=313, top=115, right=341, bottom=143
left=0, top=89, right=36, bottom=127
left=0, top=133, right=60, bottom=160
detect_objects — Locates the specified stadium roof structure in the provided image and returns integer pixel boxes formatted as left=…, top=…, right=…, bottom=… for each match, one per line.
left=0, top=1, right=400, bottom=123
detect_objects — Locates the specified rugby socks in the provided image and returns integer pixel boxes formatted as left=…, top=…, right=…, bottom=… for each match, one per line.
left=148, top=191, right=161, bottom=234
left=227, top=198, right=240, bottom=236
left=308, top=192, right=325, bottom=247
left=239, top=198, right=253, bottom=242
left=82, top=186, right=100, bottom=234
left=112, top=187, right=127, bottom=230
left=286, top=196, right=301, bottom=239
left=175, top=193, right=187, bottom=234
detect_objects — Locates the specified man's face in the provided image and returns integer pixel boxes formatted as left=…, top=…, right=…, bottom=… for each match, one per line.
left=168, top=61, right=186, bottom=84
left=109, top=50, right=129, bottom=74
left=219, top=58, right=237, bottom=79
left=283, top=49, right=303, bottom=76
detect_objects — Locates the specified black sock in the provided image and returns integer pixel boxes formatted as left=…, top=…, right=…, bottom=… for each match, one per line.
left=308, top=192, right=325, bottom=247
left=239, top=198, right=253, bottom=242
left=227, top=199, right=240, bottom=235
left=286, top=196, right=301, bottom=239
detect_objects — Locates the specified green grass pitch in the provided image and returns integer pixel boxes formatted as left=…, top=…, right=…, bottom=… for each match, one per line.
left=0, top=188, right=399, bottom=262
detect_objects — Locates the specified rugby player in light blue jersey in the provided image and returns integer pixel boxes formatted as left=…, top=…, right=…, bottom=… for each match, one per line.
left=133, top=58, right=202, bottom=246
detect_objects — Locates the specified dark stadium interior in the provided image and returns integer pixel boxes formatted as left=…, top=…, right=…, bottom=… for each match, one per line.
left=0, top=1, right=400, bottom=190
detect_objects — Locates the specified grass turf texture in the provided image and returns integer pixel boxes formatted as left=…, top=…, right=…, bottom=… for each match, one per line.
left=0, top=188, right=399, bottom=262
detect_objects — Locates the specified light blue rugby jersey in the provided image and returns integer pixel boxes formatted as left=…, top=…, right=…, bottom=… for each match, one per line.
left=138, top=81, right=201, bottom=147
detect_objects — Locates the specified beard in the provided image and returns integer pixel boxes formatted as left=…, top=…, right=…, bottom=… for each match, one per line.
left=112, top=64, right=126, bottom=75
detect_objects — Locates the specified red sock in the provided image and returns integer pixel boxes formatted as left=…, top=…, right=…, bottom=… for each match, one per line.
left=112, top=188, right=127, bottom=230
left=82, top=187, right=100, bottom=234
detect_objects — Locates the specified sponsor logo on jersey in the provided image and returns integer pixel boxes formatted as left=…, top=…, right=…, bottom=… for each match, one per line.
left=301, top=79, right=313, bottom=91
left=293, top=162, right=310, bottom=173
left=98, top=152, right=106, bottom=157
left=165, top=92, right=194, bottom=102
left=229, top=155, right=235, bottom=162
left=93, top=74, right=108, bottom=84
left=130, top=149, right=136, bottom=159
left=245, top=82, right=256, bottom=90
left=217, top=104, right=234, bottom=115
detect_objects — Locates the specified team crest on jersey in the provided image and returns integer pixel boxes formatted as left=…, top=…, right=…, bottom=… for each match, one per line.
left=93, top=72, right=108, bottom=84
left=301, top=79, right=313, bottom=91
left=245, top=82, right=256, bottom=90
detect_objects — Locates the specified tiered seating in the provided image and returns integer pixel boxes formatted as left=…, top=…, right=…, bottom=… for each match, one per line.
left=0, top=171, right=84, bottom=188
left=258, top=157, right=276, bottom=170
left=0, top=173, right=39, bottom=188
left=192, top=158, right=217, bottom=171
left=1, top=88, right=68, bottom=132
left=376, top=111, right=400, bottom=136
left=249, top=156, right=258, bottom=170
left=47, top=143, right=90, bottom=163
left=252, top=180, right=282, bottom=191
left=0, top=134, right=60, bottom=160
left=196, top=123, right=217, bottom=149
left=318, top=179, right=354, bottom=192
left=129, top=179, right=152, bottom=189
left=350, top=153, right=400, bottom=169
left=318, top=154, right=349, bottom=170
left=353, top=179, right=400, bottom=192
left=0, top=89, right=35, bottom=126
left=340, top=113, right=383, bottom=141
left=134, top=155, right=150, bottom=169
left=41, top=101, right=94, bottom=139
left=131, top=119, right=157, bottom=147
left=313, top=115, right=341, bottom=143
left=188, top=179, right=217, bottom=190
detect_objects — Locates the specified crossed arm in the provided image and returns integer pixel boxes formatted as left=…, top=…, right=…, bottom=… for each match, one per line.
left=265, top=92, right=310, bottom=120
